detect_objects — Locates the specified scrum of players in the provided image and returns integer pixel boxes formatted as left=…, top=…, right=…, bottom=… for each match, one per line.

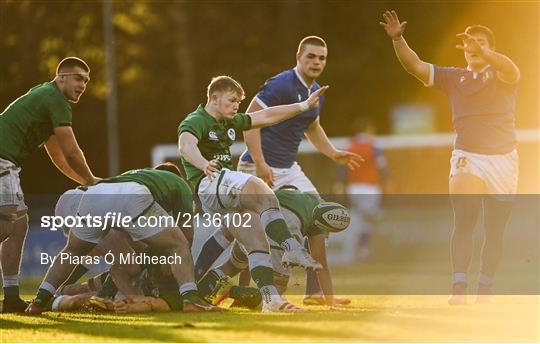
left=0, top=9, right=520, bottom=314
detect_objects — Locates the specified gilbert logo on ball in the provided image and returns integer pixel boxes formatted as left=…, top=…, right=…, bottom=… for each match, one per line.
left=312, top=202, right=350, bottom=232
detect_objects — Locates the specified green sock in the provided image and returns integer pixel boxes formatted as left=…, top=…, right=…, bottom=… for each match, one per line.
left=264, top=217, right=292, bottom=245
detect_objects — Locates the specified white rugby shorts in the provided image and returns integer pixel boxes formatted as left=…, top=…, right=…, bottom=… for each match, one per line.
left=237, top=161, right=318, bottom=193
left=0, top=157, right=27, bottom=212
left=73, top=182, right=168, bottom=243
left=450, top=149, right=519, bottom=199
left=198, top=168, right=253, bottom=214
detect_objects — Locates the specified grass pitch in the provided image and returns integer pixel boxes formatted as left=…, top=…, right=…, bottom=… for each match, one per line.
left=1, top=261, right=538, bottom=343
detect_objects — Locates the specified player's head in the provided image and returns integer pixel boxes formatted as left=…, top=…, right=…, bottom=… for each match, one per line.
left=296, top=36, right=327, bottom=82
left=462, top=25, right=495, bottom=69
left=206, top=76, right=245, bottom=119
left=55, top=57, right=90, bottom=103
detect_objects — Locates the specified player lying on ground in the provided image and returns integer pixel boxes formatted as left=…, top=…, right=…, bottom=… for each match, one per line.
left=75, top=249, right=262, bottom=313
left=26, top=164, right=218, bottom=314
left=178, top=76, right=329, bottom=312
left=196, top=186, right=351, bottom=307
left=380, top=10, right=520, bottom=304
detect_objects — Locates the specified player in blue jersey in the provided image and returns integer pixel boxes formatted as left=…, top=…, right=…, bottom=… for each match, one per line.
left=381, top=10, right=520, bottom=304
left=238, top=36, right=362, bottom=191
left=238, top=36, right=362, bottom=305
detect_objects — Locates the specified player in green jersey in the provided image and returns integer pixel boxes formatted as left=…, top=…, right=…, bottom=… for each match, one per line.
left=178, top=76, right=327, bottom=312
left=26, top=164, right=218, bottom=314
left=0, top=57, right=100, bottom=313
left=197, top=186, right=350, bottom=308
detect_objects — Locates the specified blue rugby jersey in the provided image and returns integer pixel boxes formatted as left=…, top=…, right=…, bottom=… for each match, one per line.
left=240, top=67, right=324, bottom=168
left=427, top=64, right=518, bottom=154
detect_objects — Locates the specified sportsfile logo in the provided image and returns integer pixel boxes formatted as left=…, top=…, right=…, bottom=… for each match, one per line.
left=41, top=212, right=253, bottom=231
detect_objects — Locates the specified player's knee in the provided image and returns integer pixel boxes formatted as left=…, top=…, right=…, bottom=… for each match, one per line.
left=242, top=177, right=278, bottom=210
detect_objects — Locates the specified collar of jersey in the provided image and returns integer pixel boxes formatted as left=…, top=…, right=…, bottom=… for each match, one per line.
left=50, top=80, right=69, bottom=102
left=293, top=66, right=313, bottom=90
left=197, top=104, right=221, bottom=123
left=466, top=64, right=491, bottom=79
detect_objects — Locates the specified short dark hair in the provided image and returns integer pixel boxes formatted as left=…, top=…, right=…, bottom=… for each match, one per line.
left=56, top=57, right=90, bottom=75
left=207, top=76, right=245, bottom=99
left=465, top=25, right=495, bottom=48
left=297, top=36, right=327, bottom=55
left=154, top=162, right=182, bottom=177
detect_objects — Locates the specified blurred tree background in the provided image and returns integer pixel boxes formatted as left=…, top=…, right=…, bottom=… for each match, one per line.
left=0, top=0, right=538, bottom=194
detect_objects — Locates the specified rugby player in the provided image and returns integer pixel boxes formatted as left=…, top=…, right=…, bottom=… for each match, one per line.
left=178, top=76, right=327, bottom=312
left=26, top=164, right=217, bottom=314
left=238, top=36, right=363, bottom=304
left=380, top=10, right=520, bottom=304
left=0, top=57, right=100, bottom=313
left=196, top=186, right=350, bottom=307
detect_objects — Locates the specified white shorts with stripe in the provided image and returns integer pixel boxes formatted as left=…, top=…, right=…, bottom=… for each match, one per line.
left=450, top=149, right=519, bottom=200
left=198, top=168, right=253, bottom=214
left=0, top=157, right=27, bottom=212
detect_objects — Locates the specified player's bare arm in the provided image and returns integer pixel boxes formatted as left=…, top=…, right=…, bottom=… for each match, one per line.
left=456, top=32, right=520, bottom=83
left=248, top=86, right=329, bottom=128
left=178, top=133, right=220, bottom=180
left=305, top=119, right=364, bottom=170
left=308, top=234, right=335, bottom=306
left=380, top=10, right=431, bottom=85
left=45, top=128, right=99, bottom=185
left=243, top=99, right=274, bottom=187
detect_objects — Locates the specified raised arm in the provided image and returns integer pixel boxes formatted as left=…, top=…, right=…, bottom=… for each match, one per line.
left=456, top=32, right=520, bottom=83
left=178, top=132, right=220, bottom=179
left=45, top=128, right=99, bottom=185
left=380, top=10, right=431, bottom=85
left=248, top=86, right=328, bottom=129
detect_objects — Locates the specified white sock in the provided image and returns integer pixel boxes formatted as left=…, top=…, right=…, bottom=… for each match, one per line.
left=39, top=281, right=56, bottom=295
left=179, top=282, right=197, bottom=295
left=2, top=275, right=19, bottom=287
left=211, top=268, right=226, bottom=279
left=453, top=273, right=467, bottom=284
left=260, top=285, right=281, bottom=304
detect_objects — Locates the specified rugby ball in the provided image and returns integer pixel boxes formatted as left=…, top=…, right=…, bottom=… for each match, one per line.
left=312, top=202, right=350, bottom=232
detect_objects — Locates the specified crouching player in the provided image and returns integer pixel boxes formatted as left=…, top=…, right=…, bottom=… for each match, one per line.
left=26, top=164, right=217, bottom=314
left=178, top=76, right=327, bottom=312
left=196, top=186, right=351, bottom=307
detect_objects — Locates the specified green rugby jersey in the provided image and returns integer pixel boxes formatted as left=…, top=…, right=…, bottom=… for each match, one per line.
left=177, top=105, right=252, bottom=186
left=98, top=169, right=193, bottom=217
left=275, top=188, right=324, bottom=237
left=0, top=81, right=72, bottom=166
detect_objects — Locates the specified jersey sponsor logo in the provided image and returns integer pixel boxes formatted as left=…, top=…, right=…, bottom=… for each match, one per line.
left=209, top=131, right=218, bottom=141
left=227, top=128, right=236, bottom=141
left=213, top=154, right=231, bottom=162
left=459, top=76, right=466, bottom=83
